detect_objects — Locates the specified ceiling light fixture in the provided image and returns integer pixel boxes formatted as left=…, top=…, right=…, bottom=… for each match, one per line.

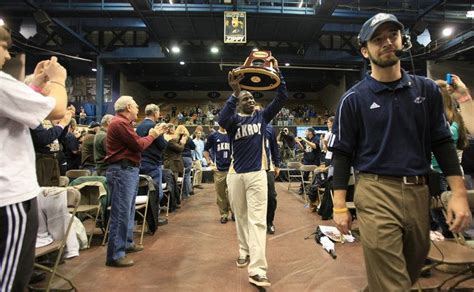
left=285, top=63, right=290, bottom=67
left=467, top=10, right=474, bottom=18
left=171, top=46, right=181, bottom=53
left=210, top=47, right=219, bottom=54
left=442, top=27, right=453, bottom=37
left=179, top=61, right=185, bottom=65
left=92, top=68, right=97, bottom=72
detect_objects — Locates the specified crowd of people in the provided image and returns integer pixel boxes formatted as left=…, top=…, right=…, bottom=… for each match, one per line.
left=1, top=12, right=474, bottom=291
left=157, top=103, right=332, bottom=127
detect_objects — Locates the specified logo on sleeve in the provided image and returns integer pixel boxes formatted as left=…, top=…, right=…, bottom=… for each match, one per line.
left=370, top=102, right=381, bottom=110
left=413, top=96, right=426, bottom=104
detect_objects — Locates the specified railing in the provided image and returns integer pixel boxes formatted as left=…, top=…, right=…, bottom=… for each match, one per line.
left=36, top=0, right=317, bottom=15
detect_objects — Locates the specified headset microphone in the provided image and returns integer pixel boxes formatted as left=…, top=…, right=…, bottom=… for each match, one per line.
left=396, top=32, right=413, bottom=58
left=395, top=49, right=405, bottom=57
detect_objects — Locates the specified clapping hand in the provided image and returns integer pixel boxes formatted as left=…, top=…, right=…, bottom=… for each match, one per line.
left=32, top=60, right=49, bottom=89
left=43, top=56, right=67, bottom=84
left=154, top=123, right=167, bottom=136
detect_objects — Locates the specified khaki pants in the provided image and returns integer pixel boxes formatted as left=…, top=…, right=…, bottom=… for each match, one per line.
left=227, top=170, right=268, bottom=276
left=355, top=174, right=430, bottom=292
left=192, top=160, right=203, bottom=186
left=213, top=170, right=231, bottom=217
left=36, top=156, right=60, bottom=187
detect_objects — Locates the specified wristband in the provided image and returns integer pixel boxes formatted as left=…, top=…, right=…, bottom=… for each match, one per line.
left=50, top=80, right=66, bottom=88
left=29, top=84, right=43, bottom=93
left=333, top=207, right=348, bottom=214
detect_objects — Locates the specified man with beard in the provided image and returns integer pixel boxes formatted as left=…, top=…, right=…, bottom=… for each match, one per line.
left=329, top=13, right=471, bottom=291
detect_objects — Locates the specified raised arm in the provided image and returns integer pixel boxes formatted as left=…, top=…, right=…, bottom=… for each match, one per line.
left=262, top=58, right=288, bottom=122
left=218, top=71, right=244, bottom=130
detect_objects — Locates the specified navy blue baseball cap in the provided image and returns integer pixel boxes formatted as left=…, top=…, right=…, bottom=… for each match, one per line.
left=358, top=13, right=404, bottom=46
left=88, top=121, right=100, bottom=129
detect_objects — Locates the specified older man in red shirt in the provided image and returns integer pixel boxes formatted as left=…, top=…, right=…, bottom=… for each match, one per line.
left=105, top=95, right=166, bottom=267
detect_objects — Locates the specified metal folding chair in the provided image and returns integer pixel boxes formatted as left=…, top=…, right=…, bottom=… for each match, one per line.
left=419, top=190, right=474, bottom=291
left=65, top=169, right=91, bottom=180
left=30, top=188, right=80, bottom=292
left=286, top=161, right=302, bottom=191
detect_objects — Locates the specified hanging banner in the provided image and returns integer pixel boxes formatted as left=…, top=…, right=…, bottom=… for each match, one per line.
left=224, top=11, right=246, bottom=44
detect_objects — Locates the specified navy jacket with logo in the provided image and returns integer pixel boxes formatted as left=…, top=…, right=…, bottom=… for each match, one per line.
left=329, top=70, right=451, bottom=176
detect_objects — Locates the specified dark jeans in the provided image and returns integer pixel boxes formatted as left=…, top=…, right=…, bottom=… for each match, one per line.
left=162, top=169, right=180, bottom=211
left=140, top=163, right=164, bottom=203
left=430, top=174, right=451, bottom=236
left=106, top=164, right=139, bottom=262
left=182, top=157, right=193, bottom=198
left=266, top=171, right=277, bottom=226
left=0, top=198, right=38, bottom=291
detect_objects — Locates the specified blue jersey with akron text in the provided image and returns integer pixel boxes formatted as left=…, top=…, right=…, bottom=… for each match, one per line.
left=204, top=130, right=231, bottom=171
left=219, top=79, right=288, bottom=173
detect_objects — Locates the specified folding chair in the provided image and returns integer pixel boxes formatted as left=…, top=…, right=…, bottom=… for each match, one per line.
left=31, top=187, right=80, bottom=292
left=69, top=178, right=107, bottom=248
left=286, top=161, right=302, bottom=191
left=162, top=182, right=171, bottom=217
left=419, top=190, right=474, bottom=291
left=299, top=164, right=318, bottom=204
left=176, top=166, right=186, bottom=201
left=135, top=175, right=151, bottom=245
left=65, top=169, right=91, bottom=180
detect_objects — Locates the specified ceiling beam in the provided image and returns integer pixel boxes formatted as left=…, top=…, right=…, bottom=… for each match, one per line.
left=426, top=30, right=474, bottom=59
left=416, top=0, right=444, bottom=21
left=23, top=0, right=100, bottom=53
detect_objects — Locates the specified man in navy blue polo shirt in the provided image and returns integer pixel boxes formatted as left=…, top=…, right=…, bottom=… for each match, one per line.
left=136, top=104, right=168, bottom=225
left=329, top=13, right=471, bottom=291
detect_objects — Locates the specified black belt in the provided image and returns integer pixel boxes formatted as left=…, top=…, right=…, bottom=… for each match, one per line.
left=359, top=173, right=427, bottom=185
left=110, top=159, right=139, bottom=168
left=116, top=159, right=139, bottom=168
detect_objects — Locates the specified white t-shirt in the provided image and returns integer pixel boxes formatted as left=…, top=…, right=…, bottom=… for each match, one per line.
left=0, top=71, right=56, bottom=207
left=324, top=131, right=333, bottom=160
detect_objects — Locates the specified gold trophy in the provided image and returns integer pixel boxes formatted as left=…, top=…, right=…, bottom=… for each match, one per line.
left=233, top=51, right=281, bottom=91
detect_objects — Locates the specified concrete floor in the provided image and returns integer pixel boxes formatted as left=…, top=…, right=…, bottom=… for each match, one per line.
left=42, top=183, right=473, bottom=291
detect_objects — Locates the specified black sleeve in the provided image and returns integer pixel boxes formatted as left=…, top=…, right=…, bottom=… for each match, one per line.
left=57, top=125, right=69, bottom=143
left=332, top=150, right=352, bottom=190
left=432, top=138, right=463, bottom=177
left=31, top=125, right=64, bottom=147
